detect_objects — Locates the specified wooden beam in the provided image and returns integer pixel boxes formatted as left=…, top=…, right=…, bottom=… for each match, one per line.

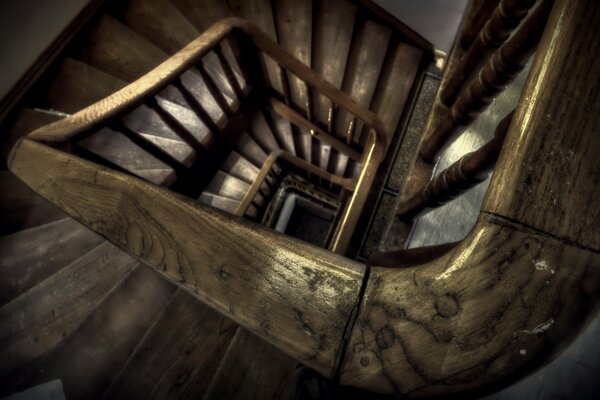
left=8, top=138, right=365, bottom=379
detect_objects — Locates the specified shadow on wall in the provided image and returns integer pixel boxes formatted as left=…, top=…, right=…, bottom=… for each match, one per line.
left=374, top=0, right=468, bottom=52
left=0, top=0, right=91, bottom=100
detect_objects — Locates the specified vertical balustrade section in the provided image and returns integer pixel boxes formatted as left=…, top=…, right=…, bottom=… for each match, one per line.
left=396, top=110, right=513, bottom=222
left=442, top=0, right=538, bottom=106
left=420, top=0, right=553, bottom=162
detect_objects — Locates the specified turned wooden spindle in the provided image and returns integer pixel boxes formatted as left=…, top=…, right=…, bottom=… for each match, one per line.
left=420, top=0, right=552, bottom=162
left=397, top=110, right=514, bottom=222
left=442, top=0, right=537, bottom=106
left=458, top=0, right=501, bottom=51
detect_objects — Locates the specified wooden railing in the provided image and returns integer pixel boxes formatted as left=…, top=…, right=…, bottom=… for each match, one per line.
left=15, top=18, right=386, bottom=255
left=7, top=1, right=600, bottom=397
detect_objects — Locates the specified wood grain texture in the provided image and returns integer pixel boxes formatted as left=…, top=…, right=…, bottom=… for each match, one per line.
left=204, top=328, right=297, bottom=400
left=441, top=0, right=537, bottom=106
left=45, top=58, right=126, bottom=113
left=0, top=217, right=103, bottom=305
left=101, top=289, right=237, bottom=399
left=482, top=0, right=600, bottom=251
left=9, top=139, right=365, bottom=378
left=0, top=242, right=137, bottom=387
left=458, top=0, right=501, bottom=50
left=16, top=266, right=176, bottom=399
left=420, top=0, right=552, bottom=162
left=340, top=215, right=600, bottom=395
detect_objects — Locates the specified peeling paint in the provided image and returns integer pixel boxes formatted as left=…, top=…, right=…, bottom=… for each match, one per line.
left=534, top=259, right=555, bottom=274
left=515, top=318, right=555, bottom=336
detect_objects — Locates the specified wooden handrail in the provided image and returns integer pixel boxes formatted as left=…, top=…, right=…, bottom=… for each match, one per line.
left=6, top=1, right=599, bottom=396
left=396, top=110, right=513, bottom=222
left=339, top=0, right=600, bottom=395
left=420, top=0, right=553, bottom=162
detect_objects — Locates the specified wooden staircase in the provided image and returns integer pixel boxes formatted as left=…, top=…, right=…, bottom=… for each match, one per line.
left=0, top=0, right=426, bottom=398
left=1, top=0, right=599, bottom=399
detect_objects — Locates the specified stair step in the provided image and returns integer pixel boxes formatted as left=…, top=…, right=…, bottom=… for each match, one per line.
left=0, top=109, right=64, bottom=167
left=205, top=170, right=263, bottom=205
left=236, top=131, right=269, bottom=166
left=204, top=329, right=296, bottom=400
left=120, top=0, right=236, bottom=102
left=102, top=289, right=237, bottom=399
left=0, top=217, right=104, bottom=305
left=45, top=58, right=126, bottom=113
left=221, top=151, right=260, bottom=184
left=198, top=193, right=258, bottom=218
left=77, top=14, right=167, bottom=82
left=78, top=127, right=177, bottom=186
left=266, top=110, right=296, bottom=155
left=249, top=111, right=280, bottom=155
left=0, top=243, right=137, bottom=389
left=273, top=0, right=312, bottom=114
left=14, top=266, right=176, bottom=399
left=171, top=0, right=232, bottom=31
left=312, top=0, right=357, bottom=171
left=0, top=171, right=67, bottom=236
left=360, top=42, right=423, bottom=146
left=228, top=0, right=284, bottom=96
left=333, top=19, right=391, bottom=175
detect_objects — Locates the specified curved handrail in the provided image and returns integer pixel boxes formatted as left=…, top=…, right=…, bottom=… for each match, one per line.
left=6, top=0, right=599, bottom=397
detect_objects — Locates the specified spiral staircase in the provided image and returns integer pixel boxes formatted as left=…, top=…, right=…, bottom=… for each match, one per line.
left=0, top=0, right=427, bottom=398
left=1, top=0, right=599, bottom=399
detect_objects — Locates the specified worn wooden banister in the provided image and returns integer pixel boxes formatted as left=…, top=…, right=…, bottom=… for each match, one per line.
left=441, top=0, right=538, bottom=106
left=339, top=0, right=600, bottom=395
left=396, top=110, right=514, bottom=222
left=6, top=1, right=600, bottom=397
left=420, top=0, right=553, bottom=162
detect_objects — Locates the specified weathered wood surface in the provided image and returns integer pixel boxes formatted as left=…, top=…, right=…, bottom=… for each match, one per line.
left=15, top=266, right=176, bottom=399
left=204, top=329, right=297, bottom=400
left=0, top=217, right=103, bottom=305
left=458, top=0, right=500, bottom=50
left=441, top=0, right=537, bottom=106
left=420, top=0, right=553, bottom=162
left=396, top=111, right=513, bottom=221
left=483, top=0, right=600, bottom=252
left=102, top=289, right=237, bottom=399
left=340, top=215, right=600, bottom=395
left=364, top=41, right=422, bottom=148
left=0, top=242, right=137, bottom=390
left=9, top=138, right=365, bottom=378
left=45, top=58, right=126, bottom=113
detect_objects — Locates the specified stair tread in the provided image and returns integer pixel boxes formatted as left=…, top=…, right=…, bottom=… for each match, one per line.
left=361, top=41, right=423, bottom=146
left=0, top=109, right=64, bottom=167
left=205, top=170, right=252, bottom=201
left=0, top=216, right=104, bottom=305
left=0, top=242, right=137, bottom=389
left=267, top=110, right=296, bottom=155
left=221, top=151, right=260, bottom=184
left=336, top=19, right=392, bottom=141
left=45, top=58, right=126, bottom=114
left=120, top=0, right=236, bottom=102
left=78, top=14, right=167, bottom=82
left=15, top=266, right=176, bottom=399
left=312, top=0, right=357, bottom=171
left=228, top=0, right=284, bottom=96
left=249, top=111, right=280, bottom=155
left=0, top=170, right=67, bottom=235
left=102, top=289, right=237, bottom=399
left=78, top=127, right=177, bottom=186
left=236, top=131, right=269, bottom=166
left=198, top=192, right=258, bottom=218
left=171, top=0, right=232, bottom=31
left=204, top=329, right=296, bottom=400
left=273, top=0, right=312, bottom=113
